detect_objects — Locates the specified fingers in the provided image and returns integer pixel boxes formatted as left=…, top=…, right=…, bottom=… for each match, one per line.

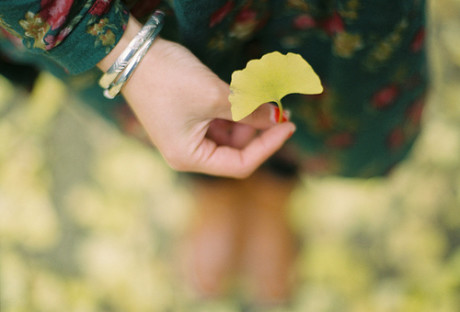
left=206, top=119, right=257, bottom=148
left=193, top=122, right=296, bottom=178
left=215, top=102, right=291, bottom=130
left=228, top=123, right=257, bottom=148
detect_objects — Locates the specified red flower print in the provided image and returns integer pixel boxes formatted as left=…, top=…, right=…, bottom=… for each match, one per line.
left=371, top=84, right=400, bottom=109
left=321, top=12, right=344, bottom=36
left=44, top=26, right=70, bottom=50
left=405, top=95, right=426, bottom=126
left=131, top=0, right=161, bottom=19
left=209, top=0, right=235, bottom=27
left=293, top=14, right=316, bottom=30
left=89, top=0, right=113, bottom=16
left=230, top=7, right=259, bottom=39
left=235, top=7, right=257, bottom=23
left=40, top=0, right=74, bottom=29
left=411, top=27, right=425, bottom=53
left=326, top=132, right=354, bottom=149
left=387, top=127, right=405, bottom=150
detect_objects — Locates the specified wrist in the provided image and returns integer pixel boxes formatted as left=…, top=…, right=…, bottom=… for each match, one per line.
left=97, top=15, right=142, bottom=72
left=97, top=12, right=165, bottom=98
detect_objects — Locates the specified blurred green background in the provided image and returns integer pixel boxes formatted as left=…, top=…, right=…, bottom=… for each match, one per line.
left=1, top=0, right=460, bottom=311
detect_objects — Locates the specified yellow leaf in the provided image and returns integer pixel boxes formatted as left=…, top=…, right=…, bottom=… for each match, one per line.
left=229, top=51, right=323, bottom=121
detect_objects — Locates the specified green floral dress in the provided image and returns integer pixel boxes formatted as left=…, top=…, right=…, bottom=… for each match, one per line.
left=0, top=0, right=428, bottom=178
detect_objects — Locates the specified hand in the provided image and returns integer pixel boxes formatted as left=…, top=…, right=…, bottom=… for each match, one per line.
left=98, top=16, right=295, bottom=178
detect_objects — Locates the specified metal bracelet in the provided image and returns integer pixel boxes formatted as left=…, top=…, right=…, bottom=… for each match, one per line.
left=100, top=10, right=165, bottom=98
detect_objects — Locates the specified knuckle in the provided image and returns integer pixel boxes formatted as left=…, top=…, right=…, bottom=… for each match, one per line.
left=207, top=82, right=230, bottom=109
left=163, top=150, right=188, bottom=171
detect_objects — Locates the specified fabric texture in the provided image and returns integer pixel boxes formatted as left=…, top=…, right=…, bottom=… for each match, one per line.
left=0, top=0, right=429, bottom=178
left=0, top=0, right=129, bottom=74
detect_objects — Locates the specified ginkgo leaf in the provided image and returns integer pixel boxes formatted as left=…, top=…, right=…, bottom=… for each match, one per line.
left=229, top=51, right=323, bottom=121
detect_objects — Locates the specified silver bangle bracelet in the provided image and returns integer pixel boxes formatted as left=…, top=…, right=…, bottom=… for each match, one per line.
left=99, top=10, right=165, bottom=99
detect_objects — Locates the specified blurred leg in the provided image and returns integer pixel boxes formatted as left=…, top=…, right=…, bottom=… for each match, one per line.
left=182, top=165, right=300, bottom=304
left=240, top=170, right=298, bottom=305
left=181, top=177, right=246, bottom=297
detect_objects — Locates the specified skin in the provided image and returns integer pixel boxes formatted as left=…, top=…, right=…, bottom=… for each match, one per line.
left=97, top=15, right=296, bottom=178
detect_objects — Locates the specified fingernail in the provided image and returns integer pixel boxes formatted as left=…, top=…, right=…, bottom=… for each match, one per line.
left=270, top=106, right=280, bottom=123
left=270, top=107, right=291, bottom=123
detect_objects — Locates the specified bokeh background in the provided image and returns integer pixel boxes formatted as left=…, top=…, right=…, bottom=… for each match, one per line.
left=1, top=0, right=460, bottom=311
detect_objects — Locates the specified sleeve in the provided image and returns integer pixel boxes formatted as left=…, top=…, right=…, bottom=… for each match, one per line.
left=0, top=0, right=130, bottom=74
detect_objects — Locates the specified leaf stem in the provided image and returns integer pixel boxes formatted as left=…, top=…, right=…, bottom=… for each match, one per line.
left=275, top=99, right=284, bottom=123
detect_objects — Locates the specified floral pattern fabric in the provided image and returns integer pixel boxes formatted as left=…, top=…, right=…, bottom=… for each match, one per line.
left=0, top=0, right=428, bottom=178
left=166, top=0, right=429, bottom=178
left=0, top=0, right=129, bottom=74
